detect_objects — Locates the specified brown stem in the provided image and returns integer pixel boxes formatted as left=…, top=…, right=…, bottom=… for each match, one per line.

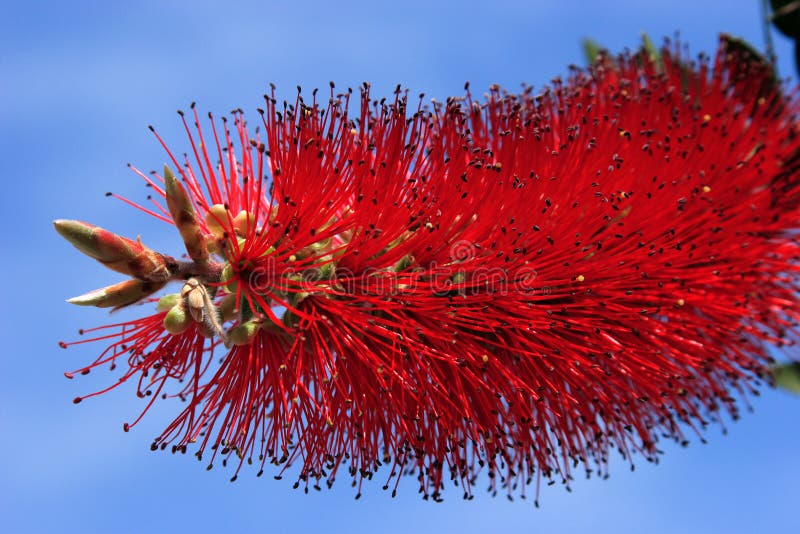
left=170, top=258, right=224, bottom=283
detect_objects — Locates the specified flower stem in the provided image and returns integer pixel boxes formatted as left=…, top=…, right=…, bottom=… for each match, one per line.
left=171, top=259, right=224, bottom=283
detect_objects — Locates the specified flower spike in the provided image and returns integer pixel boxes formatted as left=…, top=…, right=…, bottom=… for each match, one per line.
left=57, top=38, right=800, bottom=502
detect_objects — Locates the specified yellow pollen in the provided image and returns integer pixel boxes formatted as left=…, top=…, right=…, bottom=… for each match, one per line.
left=702, top=185, right=711, bottom=193
left=576, top=275, right=585, bottom=282
left=482, top=354, right=489, bottom=363
left=702, top=114, right=711, bottom=123
left=620, top=192, right=628, bottom=199
left=677, top=298, right=685, bottom=307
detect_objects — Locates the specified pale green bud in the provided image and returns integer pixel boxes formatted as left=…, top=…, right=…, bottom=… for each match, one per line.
left=164, top=302, right=191, bottom=335
left=156, top=293, right=182, bottom=312
left=226, top=320, right=261, bottom=346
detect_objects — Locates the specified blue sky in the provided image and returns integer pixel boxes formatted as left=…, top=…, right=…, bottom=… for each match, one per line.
left=2, top=1, right=799, bottom=532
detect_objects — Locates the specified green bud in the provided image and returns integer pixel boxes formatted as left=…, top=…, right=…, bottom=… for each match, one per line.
left=232, top=210, right=255, bottom=237
left=226, top=320, right=261, bottom=346
left=282, top=309, right=300, bottom=329
left=221, top=263, right=238, bottom=293
left=288, top=291, right=309, bottom=308
left=394, top=254, right=414, bottom=272
left=318, top=262, right=336, bottom=280
left=205, top=204, right=230, bottom=238
left=156, top=293, right=182, bottom=312
left=164, top=302, right=191, bottom=335
left=218, top=293, right=239, bottom=322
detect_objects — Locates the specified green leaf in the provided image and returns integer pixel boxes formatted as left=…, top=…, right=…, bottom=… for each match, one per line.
left=639, top=32, right=663, bottom=72
left=581, top=38, right=604, bottom=66
left=772, top=362, right=800, bottom=394
left=640, top=33, right=657, bottom=60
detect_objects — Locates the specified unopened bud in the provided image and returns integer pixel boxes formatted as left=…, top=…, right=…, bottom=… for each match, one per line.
left=282, top=309, right=300, bottom=329
left=67, top=279, right=167, bottom=310
left=205, top=204, right=230, bottom=238
left=319, top=261, right=336, bottom=280
left=288, top=291, right=309, bottom=308
left=311, top=237, right=333, bottom=251
left=233, top=210, right=256, bottom=237
left=226, top=320, right=261, bottom=346
left=394, top=254, right=414, bottom=272
left=53, top=219, right=171, bottom=281
left=218, top=293, right=239, bottom=322
left=258, top=245, right=276, bottom=258
left=156, top=293, right=181, bottom=312
left=305, top=261, right=335, bottom=282
left=221, top=263, right=238, bottom=293
left=164, top=165, right=209, bottom=266
left=164, top=302, right=191, bottom=334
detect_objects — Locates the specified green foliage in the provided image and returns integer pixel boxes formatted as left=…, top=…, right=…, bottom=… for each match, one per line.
left=772, top=362, right=800, bottom=394
left=581, top=38, right=604, bottom=65
left=581, top=33, right=663, bottom=69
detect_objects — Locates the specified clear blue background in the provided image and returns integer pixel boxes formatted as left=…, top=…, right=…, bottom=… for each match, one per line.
left=2, top=1, right=798, bottom=532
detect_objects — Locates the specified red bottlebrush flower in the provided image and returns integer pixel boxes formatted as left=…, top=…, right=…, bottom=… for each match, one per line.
left=57, top=38, right=799, bottom=503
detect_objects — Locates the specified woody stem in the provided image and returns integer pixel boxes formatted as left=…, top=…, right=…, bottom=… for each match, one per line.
left=170, top=258, right=224, bottom=283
